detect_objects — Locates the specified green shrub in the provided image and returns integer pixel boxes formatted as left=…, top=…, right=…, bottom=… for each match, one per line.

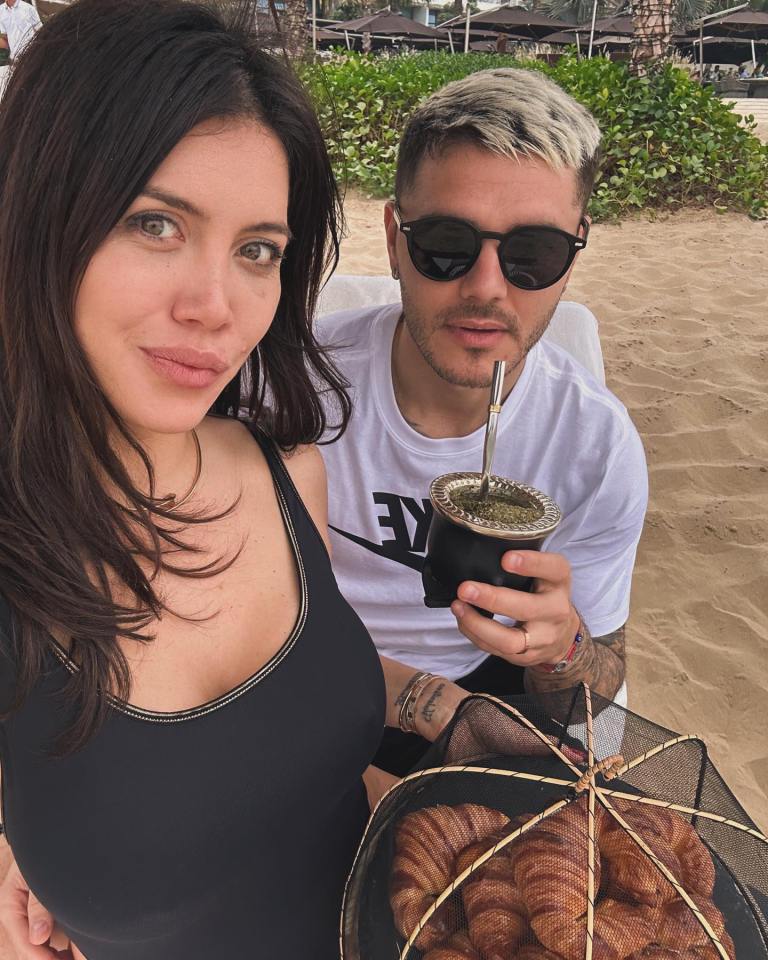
left=299, top=52, right=768, bottom=219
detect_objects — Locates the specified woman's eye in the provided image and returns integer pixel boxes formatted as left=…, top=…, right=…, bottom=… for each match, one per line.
left=128, top=213, right=179, bottom=240
left=241, top=241, right=283, bottom=266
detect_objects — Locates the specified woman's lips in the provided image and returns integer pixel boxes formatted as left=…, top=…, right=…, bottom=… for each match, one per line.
left=141, top=348, right=226, bottom=389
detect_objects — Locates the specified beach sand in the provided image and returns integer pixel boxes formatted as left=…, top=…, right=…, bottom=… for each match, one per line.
left=0, top=197, right=765, bottom=954
left=337, top=191, right=768, bottom=833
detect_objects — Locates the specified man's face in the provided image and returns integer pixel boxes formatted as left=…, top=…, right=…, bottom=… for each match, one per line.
left=385, top=144, right=585, bottom=389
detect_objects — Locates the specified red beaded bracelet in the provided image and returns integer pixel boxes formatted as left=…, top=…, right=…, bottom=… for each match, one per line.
left=536, top=628, right=584, bottom=674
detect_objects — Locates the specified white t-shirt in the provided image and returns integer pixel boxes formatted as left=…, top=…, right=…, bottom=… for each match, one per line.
left=318, top=303, right=648, bottom=681
left=0, top=0, right=41, bottom=59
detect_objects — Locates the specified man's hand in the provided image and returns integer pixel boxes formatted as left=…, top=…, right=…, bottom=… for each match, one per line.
left=0, top=858, right=70, bottom=958
left=451, top=549, right=579, bottom=668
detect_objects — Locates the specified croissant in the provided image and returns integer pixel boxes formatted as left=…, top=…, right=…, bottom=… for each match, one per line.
left=508, top=798, right=600, bottom=960
left=390, top=803, right=509, bottom=950
left=600, top=800, right=715, bottom=906
left=454, top=830, right=528, bottom=960
left=591, top=897, right=659, bottom=960
left=600, top=810, right=682, bottom=906
left=514, top=942, right=564, bottom=959
left=655, top=895, right=735, bottom=959
left=421, top=931, right=482, bottom=960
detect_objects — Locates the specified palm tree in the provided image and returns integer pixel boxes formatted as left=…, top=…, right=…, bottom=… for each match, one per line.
left=277, top=0, right=308, bottom=56
left=628, top=0, right=673, bottom=73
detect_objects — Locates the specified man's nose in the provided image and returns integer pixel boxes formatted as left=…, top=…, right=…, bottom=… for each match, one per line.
left=457, top=238, right=508, bottom=301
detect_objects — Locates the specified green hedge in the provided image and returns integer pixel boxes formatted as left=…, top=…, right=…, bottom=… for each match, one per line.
left=300, top=52, right=768, bottom=219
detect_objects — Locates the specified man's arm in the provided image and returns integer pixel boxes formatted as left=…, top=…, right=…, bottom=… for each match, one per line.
left=524, top=621, right=626, bottom=700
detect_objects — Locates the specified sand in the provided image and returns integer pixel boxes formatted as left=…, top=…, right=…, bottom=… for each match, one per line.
left=0, top=197, right=766, bottom=954
left=338, top=191, right=768, bottom=835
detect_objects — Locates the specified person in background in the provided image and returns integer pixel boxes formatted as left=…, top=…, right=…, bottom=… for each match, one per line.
left=0, top=0, right=41, bottom=61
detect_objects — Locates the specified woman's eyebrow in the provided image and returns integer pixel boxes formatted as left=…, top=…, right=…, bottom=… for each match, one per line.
left=139, top=186, right=203, bottom=217
left=138, top=186, right=292, bottom=239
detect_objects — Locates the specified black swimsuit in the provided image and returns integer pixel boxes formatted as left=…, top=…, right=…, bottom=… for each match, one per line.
left=0, top=427, right=386, bottom=959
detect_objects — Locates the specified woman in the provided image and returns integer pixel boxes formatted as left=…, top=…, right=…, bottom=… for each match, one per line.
left=0, top=1, right=467, bottom=957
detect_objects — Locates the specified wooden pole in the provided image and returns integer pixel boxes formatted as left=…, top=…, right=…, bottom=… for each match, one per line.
left=587, top=0, right=598, bottom=59
left=464, top=1, right=471, bottom=52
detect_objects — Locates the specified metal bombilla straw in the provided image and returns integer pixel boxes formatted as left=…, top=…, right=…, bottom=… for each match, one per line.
left=479, top=359, right=506, bottom=501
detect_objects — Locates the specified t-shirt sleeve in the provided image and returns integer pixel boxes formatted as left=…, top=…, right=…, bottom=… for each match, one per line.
left=548, top=420, right=649, bottom=637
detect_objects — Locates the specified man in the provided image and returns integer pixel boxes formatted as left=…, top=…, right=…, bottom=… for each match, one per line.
left=0, top=0, right=41, bottom=62
left=317, top=67, right=648, bottom=774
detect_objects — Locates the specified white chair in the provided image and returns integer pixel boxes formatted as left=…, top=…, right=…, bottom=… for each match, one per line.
left=317, top=274, right=627, bottom=715
left=317, top=274, right=605, bottom=384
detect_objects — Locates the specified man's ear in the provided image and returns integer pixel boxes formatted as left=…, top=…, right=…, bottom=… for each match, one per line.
left=384, top=200, right=399, bottom=277
left=560, top=211, right=590, bottom=296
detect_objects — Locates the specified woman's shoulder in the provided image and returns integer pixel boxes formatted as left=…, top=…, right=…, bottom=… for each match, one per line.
left=203, top=417, right=330, bottom=545
left=280, top=445, right=329, bottom=548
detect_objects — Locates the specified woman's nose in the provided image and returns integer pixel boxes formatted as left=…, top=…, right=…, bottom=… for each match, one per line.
left=171, top=256, right=233, bottom=330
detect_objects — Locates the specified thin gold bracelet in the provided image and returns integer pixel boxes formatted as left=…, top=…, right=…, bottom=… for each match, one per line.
left=398, top=672, right=437, bottom=734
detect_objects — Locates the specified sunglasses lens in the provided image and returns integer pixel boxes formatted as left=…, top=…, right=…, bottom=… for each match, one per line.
left=408, top=220, right=477, bottom=281
left=500, top=227, right=572, bottom=290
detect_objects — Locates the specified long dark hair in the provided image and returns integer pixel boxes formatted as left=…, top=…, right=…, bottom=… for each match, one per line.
left=0, top=0, right=349, bottom=750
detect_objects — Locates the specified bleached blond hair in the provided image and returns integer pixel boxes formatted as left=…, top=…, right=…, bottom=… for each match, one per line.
left=395, top=67, right=602, bottom=211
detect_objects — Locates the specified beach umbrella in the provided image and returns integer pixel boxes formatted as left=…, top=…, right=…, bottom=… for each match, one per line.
left=593, top=33, right=633, bottom=50
left=698, top=10, right=768, bottom=40
left=342, top=684, right=768, bottom=959
left=441, top=5, right=569, bottom=40
left=541, top=30, right=581, bottom=44
left=448, top=26, right=532, bottom=43
left=326, top=11, right=447, bottom=40
left=573, top=14, right=635, bottom=35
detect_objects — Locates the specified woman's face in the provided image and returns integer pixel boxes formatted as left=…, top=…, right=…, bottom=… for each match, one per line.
left=74, top=118, right=290, bottom=438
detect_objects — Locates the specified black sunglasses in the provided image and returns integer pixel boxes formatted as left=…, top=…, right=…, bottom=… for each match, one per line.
left=393, top=207, right=589, bottom=291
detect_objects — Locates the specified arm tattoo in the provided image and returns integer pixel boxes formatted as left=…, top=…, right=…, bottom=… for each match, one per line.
left=394, top=671, right=423, bottom=708
left=524, top=622, right=626, bottom=701
left=420, top=682, right=446, bottom=725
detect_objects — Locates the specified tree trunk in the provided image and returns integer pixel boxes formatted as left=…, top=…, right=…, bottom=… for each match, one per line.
left=276, top=0, right=308, bottom=58
left=629, top=0, right=673, bottom=75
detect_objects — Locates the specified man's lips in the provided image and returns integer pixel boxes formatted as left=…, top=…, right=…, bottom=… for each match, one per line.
left=444, top=322, right=509, bottom=347
left=446, top=321, right=508, bottom=333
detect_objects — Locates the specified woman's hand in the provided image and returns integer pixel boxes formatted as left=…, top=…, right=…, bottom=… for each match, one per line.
left=362, top=765, right=400, bottom=811
left=0, top=856, right=71, bottom=958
